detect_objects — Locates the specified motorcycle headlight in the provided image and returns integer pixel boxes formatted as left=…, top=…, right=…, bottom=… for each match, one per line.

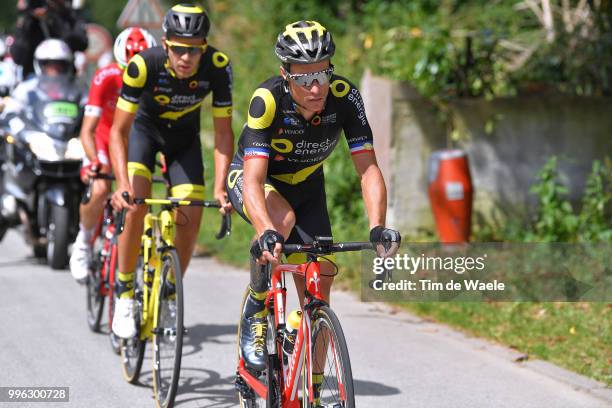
left=65, top=138, right=84, bottom=160
left=24, top=131, right=62, bottom=161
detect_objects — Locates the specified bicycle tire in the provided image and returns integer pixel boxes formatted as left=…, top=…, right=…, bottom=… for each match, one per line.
left=153, top=248, right=184, bottom=408
left=108, top=241, right=121, bottom=355
left=120, top=255, right=146, bottom=384
left=301, top=306, right=355, bottom=408
left=86, top=256, right=105, bottom=332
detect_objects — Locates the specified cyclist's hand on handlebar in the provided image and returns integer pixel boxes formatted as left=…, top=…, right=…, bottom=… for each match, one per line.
left=250, top=229, right=284, bottom=265
left=111, top=186, right=135, bottom=212
left=80, top=159, right=100, bottom=184
left=214, top=190, right=233, bottom=215
left=370, top=226, right=401, bottom=257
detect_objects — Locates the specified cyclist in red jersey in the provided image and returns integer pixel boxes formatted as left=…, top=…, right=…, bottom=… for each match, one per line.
left=70, top=27, right=156, bottom=282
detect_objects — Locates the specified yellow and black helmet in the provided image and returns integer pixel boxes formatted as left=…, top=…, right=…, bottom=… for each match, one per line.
left=275, top=20, right=335, bottom=64
left=162, top=4, right=210, bottom=39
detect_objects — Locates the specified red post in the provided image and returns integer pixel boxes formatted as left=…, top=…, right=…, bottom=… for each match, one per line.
left=427, top=149, right=474, bottom=243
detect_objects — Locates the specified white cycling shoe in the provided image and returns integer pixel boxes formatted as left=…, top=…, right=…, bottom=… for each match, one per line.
left=112, top=298, right=137, bottom=339
left=69, top=231, right=90, bottom=284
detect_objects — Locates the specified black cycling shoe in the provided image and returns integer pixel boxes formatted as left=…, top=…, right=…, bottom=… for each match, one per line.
left=240, top=314, right=268, bottom=371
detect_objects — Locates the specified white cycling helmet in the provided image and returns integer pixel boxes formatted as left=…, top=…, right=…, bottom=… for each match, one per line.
left=113, top=27, right=157, bottom=68
left=33, top=38, right=73, bottom=76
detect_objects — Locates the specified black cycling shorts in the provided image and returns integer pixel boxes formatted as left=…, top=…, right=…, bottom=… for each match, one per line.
left=226, top=162, right=333, bottom=259
left=127, top=117, right=205, bottom=199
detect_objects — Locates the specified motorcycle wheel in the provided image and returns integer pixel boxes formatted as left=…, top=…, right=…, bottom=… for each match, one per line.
left=47, top=204, right=70, bottom=270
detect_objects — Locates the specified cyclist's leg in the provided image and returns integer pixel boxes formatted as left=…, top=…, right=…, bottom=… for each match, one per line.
left=283, top=178, right=335, bottom=404
left=285, top=178, right=336, bottom=305
left=70, top=140, right=112, bottom=281
left=164, top=136, right=205, bottom=277
left=113, top=122, right=157, bottom=338
left=227, top=163, right=295, bottom=370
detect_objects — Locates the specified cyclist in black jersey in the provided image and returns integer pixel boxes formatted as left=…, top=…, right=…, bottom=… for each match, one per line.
left=227, top=21, right=401, bottom=378
left=109, top=3, right=234, bottom=339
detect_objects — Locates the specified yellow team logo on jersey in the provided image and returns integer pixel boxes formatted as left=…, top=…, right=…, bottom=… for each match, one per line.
left=154, top=95, right=171, bottom=105
left=271, top=138, right=293, bottom=153
left=212, top=51, right=229, bottom=68
left=330, top=79, right=350, bottom=98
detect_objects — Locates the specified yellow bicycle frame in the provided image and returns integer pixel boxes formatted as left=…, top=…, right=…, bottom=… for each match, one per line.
left=137, top=199, right=184, bottom=341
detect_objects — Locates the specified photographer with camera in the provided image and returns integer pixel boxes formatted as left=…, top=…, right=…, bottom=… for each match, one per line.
left=11, top=0, right=88, bottom=77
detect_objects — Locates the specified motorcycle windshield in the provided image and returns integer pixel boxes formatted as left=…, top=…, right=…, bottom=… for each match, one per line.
left=33, top=77, right=83, bottom=141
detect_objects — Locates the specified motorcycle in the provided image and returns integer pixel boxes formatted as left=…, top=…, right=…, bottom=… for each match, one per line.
left=0, top=76, right=84, bottom=269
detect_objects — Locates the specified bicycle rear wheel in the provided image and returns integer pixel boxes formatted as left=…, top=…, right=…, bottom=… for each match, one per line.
left=153, top=249, right=184, bottom=408
left=302, top=306, right=355, bottom=408
left=120, top=255, right=145, bottom=383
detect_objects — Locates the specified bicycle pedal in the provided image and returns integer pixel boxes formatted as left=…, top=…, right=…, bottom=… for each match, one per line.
left=234, top=375, right=255, bottom=399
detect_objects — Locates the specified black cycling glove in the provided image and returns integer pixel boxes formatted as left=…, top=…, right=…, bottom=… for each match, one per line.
left=250, top=229, right=285, bottom=260
left=370, top=226, right=401, bottom=257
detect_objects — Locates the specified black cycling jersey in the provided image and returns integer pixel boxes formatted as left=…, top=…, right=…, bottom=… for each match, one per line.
left=232, top=74, right=374, bottom=185
left=116, top=45, right=232, bottom=200
left=116, top=45, right=233, bottom=135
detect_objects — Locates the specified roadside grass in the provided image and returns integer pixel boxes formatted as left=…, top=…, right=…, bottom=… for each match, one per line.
left=406, top=302, right=611, bottom=386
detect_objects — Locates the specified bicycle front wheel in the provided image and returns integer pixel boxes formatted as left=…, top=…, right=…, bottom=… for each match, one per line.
left=153, top=249, right=184, bottom=408
left=85, top=251, right=104, bottom=332
left=120, top=255, right=146, bottom=383
left=302, top=306, right=355, bottom=408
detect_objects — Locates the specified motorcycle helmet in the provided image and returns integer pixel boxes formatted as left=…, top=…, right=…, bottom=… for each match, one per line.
left=33, top=39, right=73, bottom=77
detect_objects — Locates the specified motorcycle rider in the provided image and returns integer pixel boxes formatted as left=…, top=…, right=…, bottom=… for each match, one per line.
left=2, top=38, right=84, bottom=118
left=0, top=38, right=85, bottom=241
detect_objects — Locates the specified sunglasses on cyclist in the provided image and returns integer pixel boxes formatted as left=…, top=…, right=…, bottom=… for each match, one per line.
left=165, top=40, right=207, bottom=56
left=285, top=65, right=334, bottom=87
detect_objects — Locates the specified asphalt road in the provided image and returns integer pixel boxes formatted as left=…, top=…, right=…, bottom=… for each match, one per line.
left=0, top=230, right=610, bottom=407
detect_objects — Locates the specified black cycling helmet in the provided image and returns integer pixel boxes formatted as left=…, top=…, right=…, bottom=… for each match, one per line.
left=275, top=20, right=335, bottom=64
left=162, top=3, right=210, bottom=39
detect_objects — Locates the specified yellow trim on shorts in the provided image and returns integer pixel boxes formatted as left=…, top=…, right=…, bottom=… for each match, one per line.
left=286, top=253, right=337, bottom=265
left=241, top=183, right=277, bottom=222
left=170, top=184, right=205, bottom=200
left=127, top=162, right=152, bottom=181
left=116, top=97, right=138, bottom=113
left=212, top=106, right=233, bottom=118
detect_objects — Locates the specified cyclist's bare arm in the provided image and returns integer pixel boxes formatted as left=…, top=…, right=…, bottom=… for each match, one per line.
left=243, top=158, right=282, bottom=262
left=352, top=152, right=387, bottom=228
left=79, top=114, right=100, bottom=164
left=212, top=116, right=234, bottom=213
left=109, top=108, right=136, bottom=211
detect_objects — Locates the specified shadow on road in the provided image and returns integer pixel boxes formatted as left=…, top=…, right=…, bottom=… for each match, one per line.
left=354, top=378, right=401, bottom=396
left=137, top=367, right=238, bottom=408
left=182, top=323, right=238, bottom=357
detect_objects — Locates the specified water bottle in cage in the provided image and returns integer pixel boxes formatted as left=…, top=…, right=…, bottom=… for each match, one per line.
left=282, top=310, right=302, bottom=365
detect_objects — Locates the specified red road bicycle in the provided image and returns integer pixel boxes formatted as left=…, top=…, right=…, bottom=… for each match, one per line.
left=235, top=237, right=374, bottom=408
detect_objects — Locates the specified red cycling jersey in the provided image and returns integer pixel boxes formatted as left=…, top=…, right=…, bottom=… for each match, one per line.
left=84, top=62, right=123, bottom=165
